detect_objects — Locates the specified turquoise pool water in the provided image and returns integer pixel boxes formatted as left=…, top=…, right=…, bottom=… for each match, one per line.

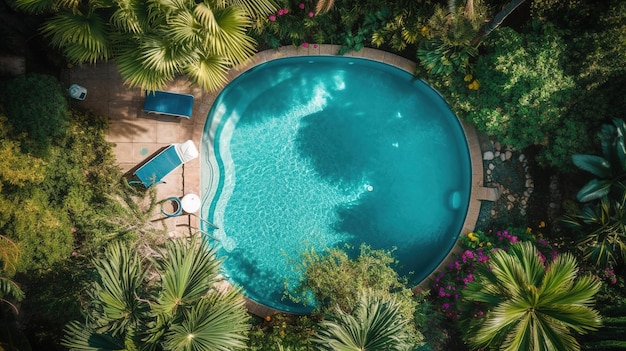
left=201, top=56, right=471, bottom=313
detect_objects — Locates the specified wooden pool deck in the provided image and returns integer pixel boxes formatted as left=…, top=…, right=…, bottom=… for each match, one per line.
left=64, top=45, right=496, bottom=317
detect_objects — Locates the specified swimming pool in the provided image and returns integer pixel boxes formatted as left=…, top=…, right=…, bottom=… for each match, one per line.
left=201, top=55, right=471, bottom=313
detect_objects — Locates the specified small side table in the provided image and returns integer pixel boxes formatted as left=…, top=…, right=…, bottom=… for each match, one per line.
left=181, top=193, right=201, bottom=213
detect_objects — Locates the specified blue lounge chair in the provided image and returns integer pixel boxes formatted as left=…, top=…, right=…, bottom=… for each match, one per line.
left=143, top=90, right=194, bottom=119
left=133, top=140, right=198, bottom=187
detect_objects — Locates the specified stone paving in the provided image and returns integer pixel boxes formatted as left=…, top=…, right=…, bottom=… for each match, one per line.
left=64, top=45, right=497, bottom=317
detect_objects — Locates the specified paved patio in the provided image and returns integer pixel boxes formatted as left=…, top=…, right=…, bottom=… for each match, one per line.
left=64, top=45, right=495, bottom=317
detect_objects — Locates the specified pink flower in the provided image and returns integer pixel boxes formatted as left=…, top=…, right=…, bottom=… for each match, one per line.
left=308, top=11, right=314, bottom=17
left=299, top=3, right=305, bottom=9
left=269, top=15, right=276, bottom=21
left=283, top=8, right=289, bottom=14
left=302, top=42, right=309, bottom=48
left=313, top=44, right=318, bottom=48
left=71, top=227, right=77, bottom=233
left=278, top=9, right=284, bottom=15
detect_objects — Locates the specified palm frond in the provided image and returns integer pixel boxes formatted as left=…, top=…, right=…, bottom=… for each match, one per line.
left=183, top=54, right=230, bottom=92
left=153, top=236, right=221, bottom=317
left=13, top=0, right=58, bottom=14
left=110, top=0, right=149, bottom=34
left=167, top=10, right=202, bottom=45
left=162, top=289, right=249, bottom=351
left=115, top=39, right=176, bottom=91
left=0, top=235, right=20, bottom=276
left=194, top=2, right=220, bottom=34
left=41, top=11, right=112, bottom=64
left=210, top=6, right=256, bottom=65
left=92, top=241, right=148, bottom=336
left=464, top=242, right=603, bottom=351
left=315, top=292, right=414, bottom=351
left=315, top=0, right=334, bottom=14
left=225, top=0, right=276, bottom=18
left=0, top=276, right=25, bottom=315
left=62, top=321, right=126, bottom=351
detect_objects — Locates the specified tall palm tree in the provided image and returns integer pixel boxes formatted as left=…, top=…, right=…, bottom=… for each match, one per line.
left=14, top=0, right=276, bottom=92
left=461, top=242, right=602, bottom=351
left=314, top=292, right=417, bottom=351
left=62, top=234, right=250, bottom=351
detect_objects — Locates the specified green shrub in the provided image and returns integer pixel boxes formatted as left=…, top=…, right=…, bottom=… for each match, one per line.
left=0, top=73, right=69, bottom=156
left=247, top=314, right=316, bottom=351
left=438, top=23, right=582, bottom=169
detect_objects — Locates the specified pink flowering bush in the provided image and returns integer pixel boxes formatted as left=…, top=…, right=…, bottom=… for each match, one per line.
left=429, top=227, right=555, bottom=321
left=258, top=0, right=322, bottom=49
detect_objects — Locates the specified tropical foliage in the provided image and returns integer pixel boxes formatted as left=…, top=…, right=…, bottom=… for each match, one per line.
left=414, top=0, right=484, bottom=77
left=290, top=244, right=424, bottom=349
left=292, top=245, right=416, bottom=317
left=460, top=241, right=602, bottom=351
left=561, top=119, right=626, bottom=268
left=438, top=23, right=579, bottom=169
left=12, top=0, right=276, bottom=92
left=570, top=119, right=626, bottom=203
left=315, top=292, right=416, bottom=351
left=62, top=235, right=250, bottom=351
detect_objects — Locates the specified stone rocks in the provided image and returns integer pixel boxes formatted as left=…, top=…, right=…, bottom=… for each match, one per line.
left=483, top=138, right=533, bottom=220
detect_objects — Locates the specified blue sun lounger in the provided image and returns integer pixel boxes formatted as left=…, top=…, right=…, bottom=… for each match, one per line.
left=133, top=140, right=199, bottom=187
left=143, top=90, right=194, bottom=119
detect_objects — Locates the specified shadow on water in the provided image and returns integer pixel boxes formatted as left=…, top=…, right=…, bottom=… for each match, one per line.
left=220, top=65, right=317, bottom=127
left=223, top=248, right=311, bottom=311
left=294, top=91, right=455, bottom=281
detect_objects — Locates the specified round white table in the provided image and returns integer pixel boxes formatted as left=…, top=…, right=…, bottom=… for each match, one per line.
left=181, top=193, right=201, bottom=213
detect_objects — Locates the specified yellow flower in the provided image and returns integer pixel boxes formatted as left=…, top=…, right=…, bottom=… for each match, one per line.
left=280, top=330, right=286, bottom=336
left=539, top=221, right=546, bottom=228
left=421, top=26, right=429, bottom=36
left=468, top=80, right=480, bottom=90
left=526, top=227, right=532, bottom=233
left=487, top=242, right=492, bottom=246
left=464, top=74, right=473, bottom=82
left=467, top=232, right=474, bottom=239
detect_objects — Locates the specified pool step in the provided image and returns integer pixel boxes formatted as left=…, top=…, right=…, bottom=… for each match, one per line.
left=475, top=186, right=501, bottom=202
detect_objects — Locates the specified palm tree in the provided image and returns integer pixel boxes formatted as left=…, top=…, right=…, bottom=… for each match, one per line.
left=314, top=292, right=417, bottom=351
left=62, top=234, right=250, bottom=351
left=14, top=0, right=276, bottom=92
left=461, top=242, right=602, bottom=351
left=561, top=185, right=626, bottom=268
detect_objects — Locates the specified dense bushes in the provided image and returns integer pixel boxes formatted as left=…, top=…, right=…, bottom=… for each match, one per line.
left=0, top=73, right=127, bottom=347
left=0, top=74, right=69, bottom=156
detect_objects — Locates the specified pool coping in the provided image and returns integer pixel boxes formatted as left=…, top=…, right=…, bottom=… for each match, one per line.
left=66, top=44, right=492, bottom=318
